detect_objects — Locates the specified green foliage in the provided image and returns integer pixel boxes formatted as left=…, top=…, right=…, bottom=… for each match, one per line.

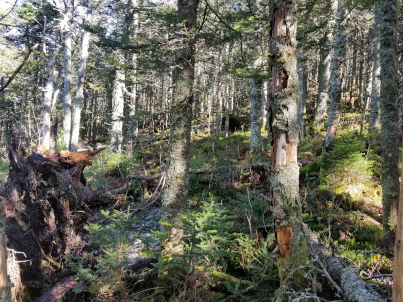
left=181, top=196, right=239, bottom=271
left=84, top=150, right=136, bottom=192
left=320, top=133, right=374, bottom=198
left=67, top=209, right=141, bottom=295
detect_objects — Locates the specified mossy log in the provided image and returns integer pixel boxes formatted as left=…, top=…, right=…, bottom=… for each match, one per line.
left=0, top=149, right=104, bottom=300
left=302, top=223, right=386, bottom=302
left=127, top=162, right=271, bottom=180
left=35, top=277, right=77, bottom=302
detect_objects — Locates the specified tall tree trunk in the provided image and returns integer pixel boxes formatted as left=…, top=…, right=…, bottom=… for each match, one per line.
left=324, top=0, right=346, bottom=148
left=393, top=124, right=403, bottom=302
left=315, top=2, right=336, bottom=133
left=110, top=56, right=125, bottom=153
left=161, top=0, right=199, bottom=255
left=71, top=0, right=93, bottom=151
left=250, top=0, right=263, bottom=161
left=297, top=49, right=307, bottom=139
left=62, top=1, right=73, bottom=149
left=369, top=3, right=381, bottom=133
left=41, top=39, right=61, bottom=149
left=379, top=0, right=400, bottom=248
left=269, top=0, right=309, bottom=282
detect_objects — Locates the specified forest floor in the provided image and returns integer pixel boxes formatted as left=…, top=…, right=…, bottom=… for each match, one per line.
left=0, top=120, right=396, bottom=301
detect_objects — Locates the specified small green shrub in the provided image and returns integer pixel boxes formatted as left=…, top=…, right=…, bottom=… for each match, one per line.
left=67, top=208, right=141, bottom=298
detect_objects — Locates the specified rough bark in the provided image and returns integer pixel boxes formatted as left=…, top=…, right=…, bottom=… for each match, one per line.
left=269, top=0, right=309, bottom=280
left=379, top=0, right=400, bottom=248
left=324, top=0, right=345, bottom=148
left=393, top=122, right=403, bottom=301
left=250, top=0, right=263, bottom=161
left=303, top=224, right=386, bottom=302
left=71, top=0, right=93, bottom=151
left=161, top=0, right=199, bottom=254
left=369, top=3, right=381, bottom=133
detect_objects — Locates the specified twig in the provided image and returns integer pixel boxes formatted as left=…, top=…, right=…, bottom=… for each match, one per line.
left=0, top=0, right=18, bottom=22
left=364, top=274, right=393, bottom=281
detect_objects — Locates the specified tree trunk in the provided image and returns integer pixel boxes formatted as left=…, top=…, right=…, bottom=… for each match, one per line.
left=369, top=3, right=381, bottom=133
left=62, top=1, right=73, bottom=149
left=269, top=0, right=309, bottom=282
left=324, top=0, right=345, bottom=148
left=379, top=0, right=400, bottom=248
left=303, top=224, right=386, bottom=302
left=315, top=3, right=336, bottom=133
left=110, top=58, right=125, bottom=153
left=71, top=0, right=93, bottom=151
left=297, top=49, right=307, bottom=139
left=250, top=0, right=263, bottom=161
left=161, top=0, right=199, bottom=255
left=41, top=39, right=61, bottom=149
left=393, top=122, right=403, bottom=301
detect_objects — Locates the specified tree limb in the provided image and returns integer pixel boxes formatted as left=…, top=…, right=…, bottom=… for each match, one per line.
left=302, top=223, right=386, bottom=302
left=0, top=43, right=39, bottom=93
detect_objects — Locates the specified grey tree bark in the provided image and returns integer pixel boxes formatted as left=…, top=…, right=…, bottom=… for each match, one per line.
left=110, top=54, right=125, bottom=153
left=379, top=0, right=400, bottom=248
left=297, top=49, right=307, bottom=139
left=62, top=0, right=73, bottom=149
left=250, top=0, right=263, bottom=161
left=41, top=37, right=61, bottom=149
left=161, top=0, right=199, bottom=255
left=70, top=0, right=93, bottom=151
left=324, top=0, right=346, bottom=148
left=369, top=3, right=381, bottom=133
left=315, top=2, right=336, bottom=133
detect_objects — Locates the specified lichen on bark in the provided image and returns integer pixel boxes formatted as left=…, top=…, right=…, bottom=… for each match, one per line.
left=269, top=0, right=309, bottom=284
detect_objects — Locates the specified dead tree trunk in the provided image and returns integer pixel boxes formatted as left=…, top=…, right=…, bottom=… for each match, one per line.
left=303, top=224, right=386, bottom=302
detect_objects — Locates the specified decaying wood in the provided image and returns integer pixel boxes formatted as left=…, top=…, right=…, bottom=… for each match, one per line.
left=127, top=162, right=271, bottom=180
left=0, top=148, right=104, bottom=300
left=302, top=223, right=386, bottom=302
left=35, top=277, right=77, bottom=302
left=44, top=147, right=106, bottom=184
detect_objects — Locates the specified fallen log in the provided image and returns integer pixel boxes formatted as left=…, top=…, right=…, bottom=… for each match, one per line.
left=35, top=277, right=77, bottom=302
left=127, top=162, right=271, bottom=180
left=302, top=223, right=386, bottom=302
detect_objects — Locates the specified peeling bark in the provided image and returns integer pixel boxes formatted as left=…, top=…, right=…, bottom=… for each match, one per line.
left=269, top=0, right=309, bottom=279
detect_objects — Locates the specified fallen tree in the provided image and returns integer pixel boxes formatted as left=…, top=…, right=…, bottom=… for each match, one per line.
left=302, top=223, right=386, bottom=302
left=0, top=148, right=105, bottom=301
left=127, top=162, right=271, bottom=180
